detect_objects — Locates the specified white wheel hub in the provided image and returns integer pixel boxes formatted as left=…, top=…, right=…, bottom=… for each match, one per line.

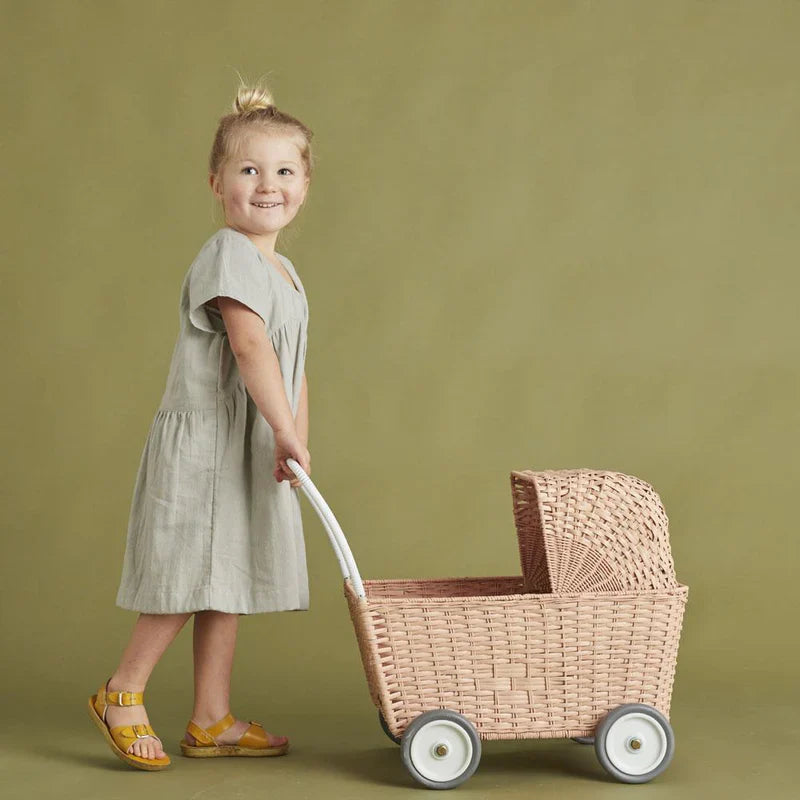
left=603, top=712, right=668, bottom=775
left=409, top=719, right=473, bottom=782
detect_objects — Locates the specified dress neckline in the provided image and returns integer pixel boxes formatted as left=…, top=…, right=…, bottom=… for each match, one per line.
left=225, top=227, right=301, bottom=295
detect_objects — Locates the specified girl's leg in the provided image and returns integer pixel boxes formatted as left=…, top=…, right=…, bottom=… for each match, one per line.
left=186, top=611, right=287, bottom=746
left=188, top=611, right=239, bottom=728
left=105, top=612, right=192, bottom=759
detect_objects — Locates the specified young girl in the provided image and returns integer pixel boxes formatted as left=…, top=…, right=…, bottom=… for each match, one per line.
left=87, top=82, right=314, bottom=770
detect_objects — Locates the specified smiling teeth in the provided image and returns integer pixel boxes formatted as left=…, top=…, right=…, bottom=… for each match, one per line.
left=253, top=203, right=279, bottom=208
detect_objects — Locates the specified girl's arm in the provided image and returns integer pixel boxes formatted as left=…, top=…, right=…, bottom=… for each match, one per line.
left=295, top=373, right=309, bottom=448
left=216, top=297, right=298, bottom=437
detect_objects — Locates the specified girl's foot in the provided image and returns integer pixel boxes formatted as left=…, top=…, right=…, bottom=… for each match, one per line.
left=103, top=677, right=167, bottom=760
left=185, top=715, right=288, bottom=748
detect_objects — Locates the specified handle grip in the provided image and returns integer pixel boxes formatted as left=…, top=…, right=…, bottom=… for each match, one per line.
left=286, top=458, right=365, bottom=598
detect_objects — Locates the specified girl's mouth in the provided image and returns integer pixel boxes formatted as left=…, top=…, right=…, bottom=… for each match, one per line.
left=252, top=202, right=282, bottom=209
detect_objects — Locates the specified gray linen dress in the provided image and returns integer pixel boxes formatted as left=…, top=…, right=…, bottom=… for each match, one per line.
left=115, top=226, right=309, bottom=614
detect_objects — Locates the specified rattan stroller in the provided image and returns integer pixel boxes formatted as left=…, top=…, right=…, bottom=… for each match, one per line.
left=287, top=462, right=688, bottom=788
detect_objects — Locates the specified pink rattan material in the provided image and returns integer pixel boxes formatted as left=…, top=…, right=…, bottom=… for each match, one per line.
left=344, top=469, right=688, bottom=741
left=511, top=469, right=678, bottom=593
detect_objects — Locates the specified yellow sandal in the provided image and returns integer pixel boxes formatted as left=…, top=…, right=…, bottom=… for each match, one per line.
left=179, top=713, right=290, bottom=758
left=87, top=678, right=171, bottom=771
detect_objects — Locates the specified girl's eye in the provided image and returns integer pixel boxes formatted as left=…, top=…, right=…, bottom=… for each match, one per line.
left=241, top=167, right=293, bottom=176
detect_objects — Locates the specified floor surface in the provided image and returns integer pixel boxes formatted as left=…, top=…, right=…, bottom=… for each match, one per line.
left=2, top=682, right=795, bottom=799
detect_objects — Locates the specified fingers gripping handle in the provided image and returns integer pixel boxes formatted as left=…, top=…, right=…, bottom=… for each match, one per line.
left=286, top=458, right=366, bottom=599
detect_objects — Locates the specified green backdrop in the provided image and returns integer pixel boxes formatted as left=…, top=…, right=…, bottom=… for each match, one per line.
left=2, top=1, right=797, bottom=797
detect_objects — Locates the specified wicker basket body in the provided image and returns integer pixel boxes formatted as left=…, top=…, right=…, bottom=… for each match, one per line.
left=344, top=469, right=688, bottom=741
left=345, top=577, right=687, bottom=740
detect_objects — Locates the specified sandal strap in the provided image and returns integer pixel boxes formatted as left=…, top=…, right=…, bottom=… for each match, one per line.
left=185, top=713, right=235, bottom=746
left=238, top=720, right=270, bottom=749
left=98, top=687, right=144, bottom=707
left=109, top=723, right=160, bottom=752
left=206, top=712, right=236, bottom=739
left=185, top=720, right=216, bottom=746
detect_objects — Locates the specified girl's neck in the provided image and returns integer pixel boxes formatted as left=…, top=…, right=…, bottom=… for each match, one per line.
left=227, top=224, right=278, bottom=260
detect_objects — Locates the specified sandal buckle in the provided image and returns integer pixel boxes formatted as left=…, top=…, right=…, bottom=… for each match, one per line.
left=113, top=692, right=130, bottom=706
left=133, top=724, right=152, bottom=739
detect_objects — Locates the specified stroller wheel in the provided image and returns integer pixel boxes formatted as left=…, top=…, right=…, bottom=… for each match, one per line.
left=378, top=710, right=401, bottom=745
left=594, top=703, right=675, bottom=783
left=401, top=709, right=481, bottom=789
left=571, top=736, right=595, bottom=745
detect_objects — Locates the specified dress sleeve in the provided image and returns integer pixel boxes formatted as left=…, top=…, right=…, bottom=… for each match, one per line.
left=188, top=231, right=271, bottom=335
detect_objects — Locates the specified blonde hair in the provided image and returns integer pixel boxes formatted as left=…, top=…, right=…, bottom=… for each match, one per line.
left=209, top=77, right=315, bottom=179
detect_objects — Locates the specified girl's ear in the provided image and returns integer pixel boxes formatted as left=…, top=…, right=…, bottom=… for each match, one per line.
left=209, top=172, right=222, bottom=198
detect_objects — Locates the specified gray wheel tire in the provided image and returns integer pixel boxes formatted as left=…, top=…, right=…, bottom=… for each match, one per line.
left=378, top=710, right=402, bottom=745
left=594, top=703, right=675, bottom=783
left=571, top=736, right=595, bottom=745
left=400, top=709, right=481, bottom=789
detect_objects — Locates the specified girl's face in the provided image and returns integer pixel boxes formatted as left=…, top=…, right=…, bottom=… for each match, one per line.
left=210, top=130, right=309, bottom=244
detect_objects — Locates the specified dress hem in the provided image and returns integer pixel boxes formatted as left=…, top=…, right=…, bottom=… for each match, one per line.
left=115, top=599, right=311, bottom=615
left=115, top=583, right=309, bottom=615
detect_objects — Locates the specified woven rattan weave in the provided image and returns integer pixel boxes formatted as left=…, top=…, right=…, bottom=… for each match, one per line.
left=344, top=469, right=688, bottom=741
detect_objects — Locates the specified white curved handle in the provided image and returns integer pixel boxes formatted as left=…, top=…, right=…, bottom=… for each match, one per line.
left=286, top=458, right=365, bottom=598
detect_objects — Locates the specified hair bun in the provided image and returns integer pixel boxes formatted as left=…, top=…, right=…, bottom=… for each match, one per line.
left=234, top=85, right=274, bottom=114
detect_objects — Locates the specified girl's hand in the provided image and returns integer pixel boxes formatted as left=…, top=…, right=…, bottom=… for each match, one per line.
left=286, top=443, right=309, bottom=487
left=273, top=428, right=310, bottom=488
